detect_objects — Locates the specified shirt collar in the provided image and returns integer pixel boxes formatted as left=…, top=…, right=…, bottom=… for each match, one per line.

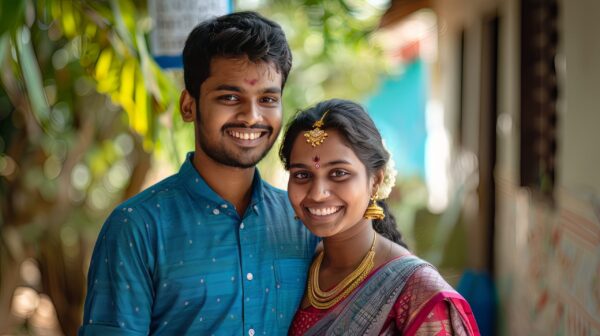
left=179, top=152, right=265, bottom=208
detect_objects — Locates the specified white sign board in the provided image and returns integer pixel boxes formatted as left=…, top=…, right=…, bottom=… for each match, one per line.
left=149, top=0, right=232, bottom=68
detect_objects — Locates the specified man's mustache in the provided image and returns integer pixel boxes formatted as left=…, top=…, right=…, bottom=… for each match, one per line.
left=222, top=123, right=273, bottom=132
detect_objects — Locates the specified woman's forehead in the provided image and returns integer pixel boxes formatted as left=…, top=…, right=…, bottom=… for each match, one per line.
left=291, top=129, right=358, bottom=162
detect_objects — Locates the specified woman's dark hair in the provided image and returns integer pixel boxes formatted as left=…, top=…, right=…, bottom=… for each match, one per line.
left=182, top=11, right=292, bottom=100
left=280, top=99, right=408, bottom=248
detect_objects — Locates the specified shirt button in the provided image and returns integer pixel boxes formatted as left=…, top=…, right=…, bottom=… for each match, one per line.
left=248, top=328, right=255, bottom=336
left=246, top=273, right=254, bottom=281
left=240, top=222, right=245, bottom=229
left=212, top=209, right=220, bottom=215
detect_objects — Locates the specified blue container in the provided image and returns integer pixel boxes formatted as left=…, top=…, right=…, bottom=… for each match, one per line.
left=457, top=269, right=497, bottom=336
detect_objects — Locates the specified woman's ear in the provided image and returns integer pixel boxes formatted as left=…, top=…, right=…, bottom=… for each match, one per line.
left=370, top=169, right=385, bottom=196
left=179, top=90, right=196, bottom=122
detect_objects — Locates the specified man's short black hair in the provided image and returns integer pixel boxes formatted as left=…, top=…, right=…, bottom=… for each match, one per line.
left=182, top=11, right=292, bottom=100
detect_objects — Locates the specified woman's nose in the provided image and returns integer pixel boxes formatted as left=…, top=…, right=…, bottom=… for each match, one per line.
left=307, top=180, right=330, bottom=201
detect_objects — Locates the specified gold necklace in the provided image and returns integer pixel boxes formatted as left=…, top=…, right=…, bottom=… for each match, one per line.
left=307, top=233, right=377, bottom=309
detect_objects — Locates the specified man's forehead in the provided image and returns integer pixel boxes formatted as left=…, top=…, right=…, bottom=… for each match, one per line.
left=209, top=57, right=280, bottom=79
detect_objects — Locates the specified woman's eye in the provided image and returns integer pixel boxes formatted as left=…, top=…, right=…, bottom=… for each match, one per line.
left=292, top=171, right=310, bottom=180
left=331, top=170, right=349, bottom=178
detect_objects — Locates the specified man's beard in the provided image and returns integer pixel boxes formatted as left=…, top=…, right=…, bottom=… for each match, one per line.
left=196, top=119, right=278, bottom=169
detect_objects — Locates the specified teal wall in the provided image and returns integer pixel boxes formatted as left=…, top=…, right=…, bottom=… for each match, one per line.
left=365, top=59, right=428, bottom=177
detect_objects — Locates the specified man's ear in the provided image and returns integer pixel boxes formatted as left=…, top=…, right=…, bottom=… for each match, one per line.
left=179, top=90, right=196, bottom=122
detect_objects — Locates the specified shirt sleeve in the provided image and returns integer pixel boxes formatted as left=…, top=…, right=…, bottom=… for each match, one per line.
left=79, top=207, right=155, bottom=335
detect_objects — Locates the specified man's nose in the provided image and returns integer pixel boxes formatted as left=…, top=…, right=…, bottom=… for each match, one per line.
left=236, top=101, right=262, bottom=125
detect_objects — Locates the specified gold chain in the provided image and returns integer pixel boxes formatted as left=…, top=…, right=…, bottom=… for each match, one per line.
left=307, top=233, right=377, bottom=309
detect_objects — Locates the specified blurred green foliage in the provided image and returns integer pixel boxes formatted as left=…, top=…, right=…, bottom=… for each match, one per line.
left=0, top=0, right=390, bottom=334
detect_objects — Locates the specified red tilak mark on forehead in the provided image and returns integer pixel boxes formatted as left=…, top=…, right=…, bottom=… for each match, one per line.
left=313, top=155, right=320, bottom=169
left=245, top=79, right=258, bottom=86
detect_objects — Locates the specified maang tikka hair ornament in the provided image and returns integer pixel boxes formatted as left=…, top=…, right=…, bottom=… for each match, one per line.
left=304, top=111, right=329, bottom=147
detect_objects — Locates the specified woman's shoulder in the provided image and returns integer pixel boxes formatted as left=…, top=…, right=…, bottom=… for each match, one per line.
left=375, top=236, right=411, bottom=266
left=405, top=264, right=455, bottom=294
left=378, top=244, right=456, bottom=298
left=385, top=261, right=458, bottom=327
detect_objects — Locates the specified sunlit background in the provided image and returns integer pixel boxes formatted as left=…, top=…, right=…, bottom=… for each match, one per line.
left=1, top=0, right=600, bottom=335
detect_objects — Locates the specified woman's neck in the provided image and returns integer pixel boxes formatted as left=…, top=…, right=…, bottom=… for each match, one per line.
left=321, top=221, right=375, bottom=269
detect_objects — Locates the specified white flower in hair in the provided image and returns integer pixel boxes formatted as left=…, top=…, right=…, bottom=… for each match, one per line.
left=378, top=141, right=397, bottom=200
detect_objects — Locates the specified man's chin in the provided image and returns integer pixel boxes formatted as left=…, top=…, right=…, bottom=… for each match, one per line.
left=208, top=150, right=269, bottom=169
left=199, top=139, right=275, bottom=169
left=224, top=159, right=260, bottom=169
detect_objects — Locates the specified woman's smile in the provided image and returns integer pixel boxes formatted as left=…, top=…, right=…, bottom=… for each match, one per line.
left=288, top=129, right=373, bottom=238
left=306, top=206, right=342, bottom=217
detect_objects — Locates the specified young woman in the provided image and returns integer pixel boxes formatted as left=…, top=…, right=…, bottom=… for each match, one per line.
left=280, top=99, right=480, bottom=335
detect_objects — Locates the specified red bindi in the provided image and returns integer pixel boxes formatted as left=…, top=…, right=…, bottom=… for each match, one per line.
left=245, top=78, right=258, bottom=86
left=313, top=155, right=320, bottom=169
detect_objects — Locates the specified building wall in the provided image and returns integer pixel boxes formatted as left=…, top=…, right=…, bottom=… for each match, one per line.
left=559, top=0, right=600, bottom=195
left=433, top=0, right=600, bottom=334
left=495, top=0, right=600, bottom=334
left=434, top=0, right=503, bottom=272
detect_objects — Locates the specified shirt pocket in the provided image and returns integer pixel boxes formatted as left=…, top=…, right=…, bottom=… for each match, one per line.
left=273, top=258, right=310, bottom=329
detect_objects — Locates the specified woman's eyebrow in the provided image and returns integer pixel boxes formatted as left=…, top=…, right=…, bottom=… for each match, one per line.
left=289, top=163, right=309, bottom=169
left=289, top=160, right=351, bottom=169
left=323, top=160, right=351, bottom=166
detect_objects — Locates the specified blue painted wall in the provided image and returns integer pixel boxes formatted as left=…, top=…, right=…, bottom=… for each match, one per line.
left=365, top=59, right=428, bottom=177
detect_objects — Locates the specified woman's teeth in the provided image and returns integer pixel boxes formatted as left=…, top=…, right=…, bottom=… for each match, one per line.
left=308, top=207, right=341, bottom=216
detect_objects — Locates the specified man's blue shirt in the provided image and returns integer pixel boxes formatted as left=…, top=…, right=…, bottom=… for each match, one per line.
left=80, top=153, right=318, bottom=335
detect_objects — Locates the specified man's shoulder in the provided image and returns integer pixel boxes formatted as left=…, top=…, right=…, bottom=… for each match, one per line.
left=102, top=173, right=182, bottom=230
left=99, top=174, right=184, bottom=244
left=260, top=179, right=287, bottom=198
left=119, top=173, right=181, bottom=209
left=259, top=179, right=296, bottom=213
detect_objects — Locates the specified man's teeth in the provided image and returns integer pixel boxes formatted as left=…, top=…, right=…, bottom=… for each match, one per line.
left=229, top=131, right=262, bottom=140
left=308, top=207, right=340, bottom=216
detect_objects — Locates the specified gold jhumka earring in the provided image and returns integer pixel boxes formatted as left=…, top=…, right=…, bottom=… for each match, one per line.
left=304, top=111, right=329, bottom=147
left=363, top=191, right=385, bottom=220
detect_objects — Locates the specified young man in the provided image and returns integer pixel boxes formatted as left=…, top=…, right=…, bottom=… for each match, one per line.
left=80, top=12, right=318, bottom=335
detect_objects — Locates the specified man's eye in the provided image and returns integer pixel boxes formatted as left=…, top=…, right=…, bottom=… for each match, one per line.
left=261, top=96, right=279, bottom=104
left=219, top=95, right=238, bottom=102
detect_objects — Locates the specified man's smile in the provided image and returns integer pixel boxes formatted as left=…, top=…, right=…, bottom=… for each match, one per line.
left=226, top=129, right=267, bottom=141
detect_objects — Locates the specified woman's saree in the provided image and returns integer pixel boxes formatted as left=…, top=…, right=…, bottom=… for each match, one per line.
left=295, top=256, right=480, bottom=336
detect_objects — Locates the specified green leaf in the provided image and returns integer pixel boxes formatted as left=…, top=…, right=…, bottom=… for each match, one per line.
left=15, top=26, right=50, bottom=127
left=110, top=0, right=135, bottom=54
left=0, top=0, right=26, bottom=36
left=0, top=34, right=9, bottom=66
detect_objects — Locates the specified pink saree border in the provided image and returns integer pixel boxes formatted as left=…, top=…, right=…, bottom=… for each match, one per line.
left=403, top=291, right=480, bottom=336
